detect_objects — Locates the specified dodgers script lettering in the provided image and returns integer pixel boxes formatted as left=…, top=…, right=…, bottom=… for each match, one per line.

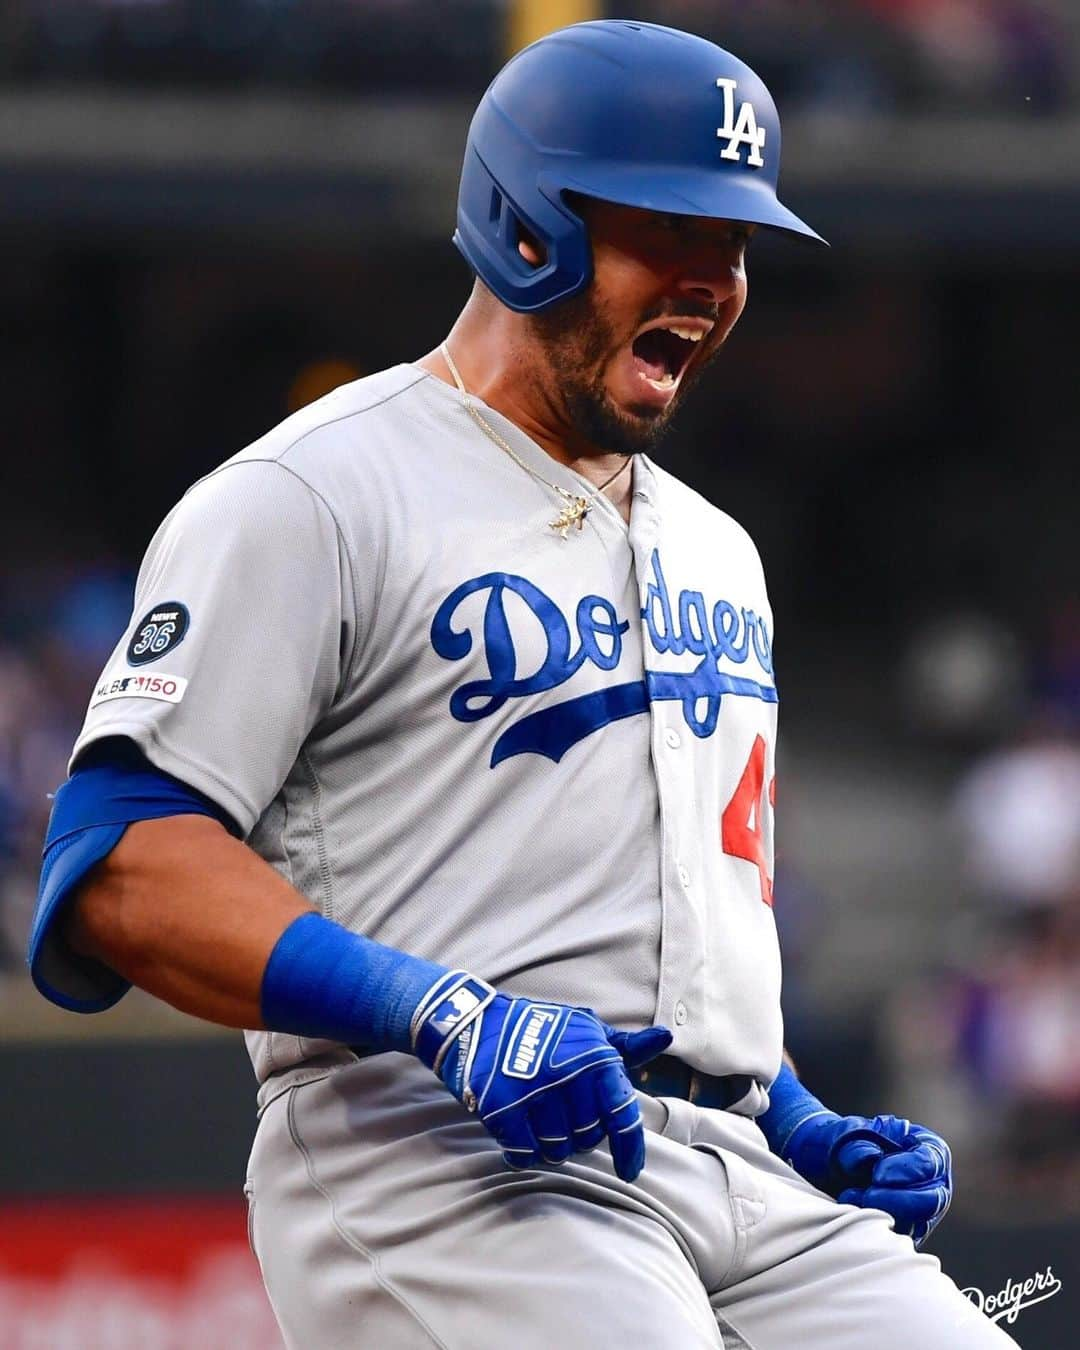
left=430, top=549, right=776, bottom=766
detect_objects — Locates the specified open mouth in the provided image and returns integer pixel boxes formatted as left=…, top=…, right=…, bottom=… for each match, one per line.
left=630, top=319, right=713, bottom=394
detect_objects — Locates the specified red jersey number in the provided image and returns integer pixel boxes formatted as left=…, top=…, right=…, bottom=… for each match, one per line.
left=721, top=733, right=775, bottom=907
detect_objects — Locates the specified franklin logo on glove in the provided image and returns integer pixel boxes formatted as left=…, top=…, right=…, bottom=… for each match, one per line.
left=505, top=1005, right=559, bottom=1078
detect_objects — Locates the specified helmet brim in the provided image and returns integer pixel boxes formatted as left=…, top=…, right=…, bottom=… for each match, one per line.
left=552, top=164, right=827, bottom=245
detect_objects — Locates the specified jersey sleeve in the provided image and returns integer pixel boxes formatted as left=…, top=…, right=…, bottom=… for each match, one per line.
left=70, top=459, right=354, bottom=835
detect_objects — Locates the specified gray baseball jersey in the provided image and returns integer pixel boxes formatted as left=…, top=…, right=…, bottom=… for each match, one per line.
left=70, top=364, right=781, bottom=1110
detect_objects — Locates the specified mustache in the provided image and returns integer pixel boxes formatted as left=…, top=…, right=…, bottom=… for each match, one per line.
left=634, top=298, right=720, bottom=328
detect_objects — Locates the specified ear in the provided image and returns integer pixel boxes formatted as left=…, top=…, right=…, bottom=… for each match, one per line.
left=516, top=225, right=546, bottom=267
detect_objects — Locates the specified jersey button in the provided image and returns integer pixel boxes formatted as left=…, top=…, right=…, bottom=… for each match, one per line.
left=674, top=1001, right=688, bottom=1026
left=677, top=864, right=691, bottom=887
left=664, top=729, right=682, bottom=749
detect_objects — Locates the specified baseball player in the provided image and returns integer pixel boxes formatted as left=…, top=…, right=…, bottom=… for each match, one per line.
left=29, top=21, right=1015, bottom=1350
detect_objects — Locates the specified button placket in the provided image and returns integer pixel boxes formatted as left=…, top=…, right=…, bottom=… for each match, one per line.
left=629, top=477, right=694, bottom=1048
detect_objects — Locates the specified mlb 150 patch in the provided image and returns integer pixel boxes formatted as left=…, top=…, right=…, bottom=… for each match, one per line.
left=126, top=602, right=190, bottom=665
left=91, top=672, right=188, bottom=708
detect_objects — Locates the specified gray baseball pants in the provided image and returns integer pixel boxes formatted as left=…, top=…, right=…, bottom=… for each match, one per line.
left=245, top=1053, right=1017, bottom=1349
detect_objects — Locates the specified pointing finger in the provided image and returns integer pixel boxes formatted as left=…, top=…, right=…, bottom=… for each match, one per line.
left=595, top=1062, right=646, bottom=1182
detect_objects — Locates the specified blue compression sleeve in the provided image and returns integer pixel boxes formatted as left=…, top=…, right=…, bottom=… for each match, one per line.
left=28, top=738, right=238, bottom=1013
left=756, top=1063, right=832, bottom=1156
left=260, top=912, right=449, bottom=1053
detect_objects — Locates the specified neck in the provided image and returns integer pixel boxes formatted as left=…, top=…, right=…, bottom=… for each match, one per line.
left=415, top=290, right=634, bottom=508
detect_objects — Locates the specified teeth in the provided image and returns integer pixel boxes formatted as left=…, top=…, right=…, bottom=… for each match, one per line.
left=667, top=325, right=705, bottom=342
left=642, top=372, right=676, bottom=390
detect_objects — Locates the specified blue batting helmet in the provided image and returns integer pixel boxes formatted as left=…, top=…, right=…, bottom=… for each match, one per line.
left=453, top=20, right=825, bottom=314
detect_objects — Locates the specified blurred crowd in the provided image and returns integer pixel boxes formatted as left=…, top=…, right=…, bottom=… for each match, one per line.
left=0, top=0, right=503, bottom=93
left=757, top=600, right=1080, bottom=1209
left=0, top=566, right=134, bottom=969
left=0, top=0, right=1076, bottom=113
left=650, top=0, right=1078, bottom=114
left=943, top=619, right=1079, bottom=1199
left=881, top=605, right=1079, bottom=1208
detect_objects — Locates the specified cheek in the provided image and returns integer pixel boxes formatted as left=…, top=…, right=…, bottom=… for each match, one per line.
left=590, top=249, right=661, bottom=319
left=721, top=269, right=749, bottom=334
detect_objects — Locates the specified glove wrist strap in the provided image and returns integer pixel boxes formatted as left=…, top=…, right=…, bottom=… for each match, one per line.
left=411, top=971, right=496, bottom=1074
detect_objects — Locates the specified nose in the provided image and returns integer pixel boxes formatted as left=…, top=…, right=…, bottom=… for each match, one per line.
left=675, top=239, right=745, bottom=307
left=676, top=264, right=742, bottom=308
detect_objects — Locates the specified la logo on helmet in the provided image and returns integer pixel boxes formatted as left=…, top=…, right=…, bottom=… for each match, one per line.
left=716, top=78, right=766, bottom=168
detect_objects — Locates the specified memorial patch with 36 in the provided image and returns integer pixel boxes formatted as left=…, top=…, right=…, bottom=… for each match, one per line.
left=126, top=602, right=190, bottom=666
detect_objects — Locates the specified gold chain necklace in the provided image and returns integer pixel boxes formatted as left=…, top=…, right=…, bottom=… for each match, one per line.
left=440, top=342, right=631, bottom=539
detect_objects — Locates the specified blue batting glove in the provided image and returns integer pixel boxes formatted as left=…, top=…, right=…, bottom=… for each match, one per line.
left=785, top=1111, right=953, bottom=1247
left=410, top=972, right=672, bottom=1181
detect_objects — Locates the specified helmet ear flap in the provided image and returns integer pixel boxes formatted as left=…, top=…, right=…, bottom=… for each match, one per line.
left=453, top=145, right=593, bottom=312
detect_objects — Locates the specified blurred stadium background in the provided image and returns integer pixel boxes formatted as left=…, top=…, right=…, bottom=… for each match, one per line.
left=0, top=1, right=1077, bottom=1345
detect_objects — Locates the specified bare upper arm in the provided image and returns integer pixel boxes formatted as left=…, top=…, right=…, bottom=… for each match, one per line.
left=64, top=813, right=233, bottom=965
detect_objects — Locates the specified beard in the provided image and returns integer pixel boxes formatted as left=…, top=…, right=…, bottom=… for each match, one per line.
left=526, top=286, right=716, bottom=458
